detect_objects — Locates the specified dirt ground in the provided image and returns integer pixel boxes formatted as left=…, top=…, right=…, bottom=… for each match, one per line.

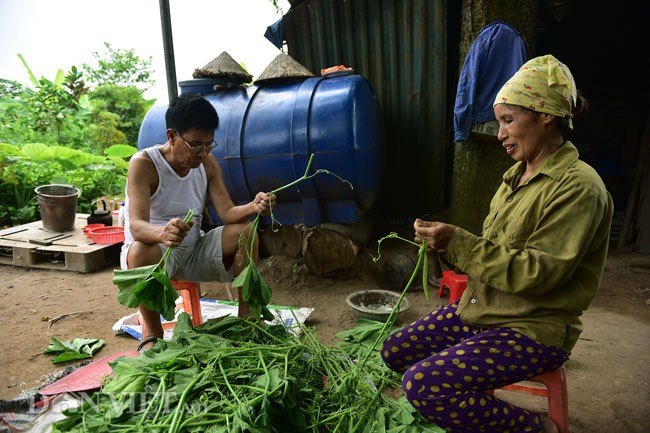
left=0, top=243, right=649, bottom=432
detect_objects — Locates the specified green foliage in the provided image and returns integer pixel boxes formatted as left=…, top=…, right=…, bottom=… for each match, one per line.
left=82, top=42, right=155, bottom=89
left=114, top=210, right=195, bottom=321
left=105, top=144, right=138, bottom=159
left=52, top=314, right=444, bottom=432
left=0, top=43, right=157, bottom=226
left=0, top=59, right=93, bottom=148
left=89, top=84, right=154, bottom=147
left=43, top=337, right=105, bottom=364
left=115, top=262, right=179, bottom=320
left=269, top=0, right=285, bottom=14
left=0, top=141, right=136, bottom=227
left=86, top=109, right=127, bottom=152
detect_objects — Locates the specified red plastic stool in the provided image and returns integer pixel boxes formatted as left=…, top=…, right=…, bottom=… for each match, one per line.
left=490, top=366, right=570, bottom=433
left=438, top=270, right=468, bottom=304
left=140, top=279, right=203, bottom=339
left=171, top=279, right=203, bottom=327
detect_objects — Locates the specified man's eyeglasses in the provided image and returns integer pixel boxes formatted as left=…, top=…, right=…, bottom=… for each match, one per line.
left=174, top=130, right=217, bottom=155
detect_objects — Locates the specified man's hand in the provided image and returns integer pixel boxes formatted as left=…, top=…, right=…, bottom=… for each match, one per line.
left=159, top=218, right=193, bottom=247
left=414, top=218, right=457, bottom=253
left=252, top=192, right=275, bottom=216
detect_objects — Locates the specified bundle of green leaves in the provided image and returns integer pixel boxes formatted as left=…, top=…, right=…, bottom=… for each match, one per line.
left=53, top=314, right=443, bottom=433
left=113, top=209, right=195, bottom=320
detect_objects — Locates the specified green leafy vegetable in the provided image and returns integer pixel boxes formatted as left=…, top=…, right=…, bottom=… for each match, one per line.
left=235, top=153, right=352, bottom=322
left=52, top=313, right=444, bottom=432
left=113, top=209, right=194, bottom=320
left=43, top=337, right=105, bottom=364
left=232, top=256, right=274, bottom=321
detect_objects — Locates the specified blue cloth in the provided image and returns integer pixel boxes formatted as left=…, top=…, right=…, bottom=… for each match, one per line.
left=264, top=18, right=284, bottom=49
left=453, top=22, right=527, bottom=142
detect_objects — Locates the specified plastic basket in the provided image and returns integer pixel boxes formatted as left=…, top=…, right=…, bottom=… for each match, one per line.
left=88, top=226, right=125, bottom=244
left=83, top=223, right=105, bottom=239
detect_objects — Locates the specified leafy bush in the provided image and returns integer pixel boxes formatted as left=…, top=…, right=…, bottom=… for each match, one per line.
left=82, top=42, right=154, bottom=90
left=0, top=142, right=136, bottom=227
left=89, top=84, right=155, bottom=150
left=0, top=43, right=156, bottom=227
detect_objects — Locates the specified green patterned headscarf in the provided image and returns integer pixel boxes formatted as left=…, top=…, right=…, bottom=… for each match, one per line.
left=494, top=55, right=577, bottom=128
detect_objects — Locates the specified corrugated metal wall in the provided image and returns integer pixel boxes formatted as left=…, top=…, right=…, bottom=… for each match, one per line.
left=283, top=0, right=449, bottom=221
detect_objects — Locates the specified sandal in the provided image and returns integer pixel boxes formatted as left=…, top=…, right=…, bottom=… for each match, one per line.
left=137, top=336, right=159, bottom=352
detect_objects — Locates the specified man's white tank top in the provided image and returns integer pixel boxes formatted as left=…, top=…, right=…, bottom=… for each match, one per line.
left=123, top=145, right=207, bottom=247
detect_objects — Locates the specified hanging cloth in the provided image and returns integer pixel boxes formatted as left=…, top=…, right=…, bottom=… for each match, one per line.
left=453, top=21, right=527, bottom=142
left=264, top=17, right=285, bottom=49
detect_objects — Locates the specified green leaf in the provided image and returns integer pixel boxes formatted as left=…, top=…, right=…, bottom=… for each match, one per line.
left=43, top=337, right=105, bottom=364
left=112, top=210, right=193, bottom=321
left=17, top=54, right=38, bottom=86
left=231, top=259, right=254, bottom=295
left=147, top=268, right=179, bottom=320
left=102, top=362, right=147, bottom=394
left=43, top=336, right=68, bottom=354
left=104, top=144, right=138, bottom=158
left=22, top=143, right=53, bottom=161
left=253, top=366, right=283, bottom=391
left=114, top=264, right=160, bottom=307
left=0, top=142, right=22, bottom=157
left=54, top=69, right=66, bottom=86
left=72, top=337, right=106, bottom=356
left=195, top=314, right=242, bottom=335
left=236, top=262, right=272, bottom=307
left=51, top=145, right=103, bottom=166
left=115, top=266, right=177, bottom=321
left=336, top=317, right=397, bottom=351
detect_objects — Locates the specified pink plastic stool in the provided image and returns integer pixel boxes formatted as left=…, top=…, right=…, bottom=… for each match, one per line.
left=140, top=279, right=203, bottom=339
left=490, top=365, right=570, bottom=433
left=438, top=270, right=468, bottom=304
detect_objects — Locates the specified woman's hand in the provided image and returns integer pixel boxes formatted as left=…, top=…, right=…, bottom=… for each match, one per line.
left=252, top=192, right=275, bottom=216
left=159, top=217, right=193, bottom=247
left=414, top=218, right=457, bottom=253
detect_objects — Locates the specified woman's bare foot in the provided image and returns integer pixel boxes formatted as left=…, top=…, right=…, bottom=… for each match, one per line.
left=541, top=416, right=559, bottom=433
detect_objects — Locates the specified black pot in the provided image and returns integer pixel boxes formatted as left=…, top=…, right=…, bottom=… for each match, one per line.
left=87, top=199, right=113, bottom=226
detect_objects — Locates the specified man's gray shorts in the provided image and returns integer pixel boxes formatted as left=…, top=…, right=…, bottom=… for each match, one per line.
left=120, top=226, right=234, bottom=282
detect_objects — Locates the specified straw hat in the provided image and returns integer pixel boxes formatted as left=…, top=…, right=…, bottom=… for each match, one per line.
left=254, top=53, right=315, bottom=84
left=192, top=51, right=253, bottom=83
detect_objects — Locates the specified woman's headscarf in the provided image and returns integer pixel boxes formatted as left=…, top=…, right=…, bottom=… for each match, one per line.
left=494, top=54, right=577, bottom=128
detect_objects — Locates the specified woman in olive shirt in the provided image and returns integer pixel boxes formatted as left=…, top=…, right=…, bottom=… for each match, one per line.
left=381, top=55, right=613, bottom=433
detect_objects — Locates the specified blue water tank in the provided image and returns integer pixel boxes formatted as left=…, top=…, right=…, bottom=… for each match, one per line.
left=137, top=73, right=384, bottom=226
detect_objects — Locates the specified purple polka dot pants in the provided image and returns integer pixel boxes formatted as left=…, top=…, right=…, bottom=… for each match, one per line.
left=381, top=304, right=569, bottom=433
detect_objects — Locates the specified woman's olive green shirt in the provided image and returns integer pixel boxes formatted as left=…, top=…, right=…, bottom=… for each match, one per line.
left=447, top=142, right=613, bottom=353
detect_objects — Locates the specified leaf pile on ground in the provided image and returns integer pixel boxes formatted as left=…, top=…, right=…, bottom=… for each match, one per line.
left=52, top=314, right=444, bottom=433
left=43, top=337, right=105, bottom=364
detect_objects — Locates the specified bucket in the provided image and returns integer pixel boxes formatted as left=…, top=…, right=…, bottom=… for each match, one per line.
left=35, top=184, right=81, bottom=232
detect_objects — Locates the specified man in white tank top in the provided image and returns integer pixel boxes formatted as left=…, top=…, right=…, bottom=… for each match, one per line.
left=121, top=94, right=273, bottom=351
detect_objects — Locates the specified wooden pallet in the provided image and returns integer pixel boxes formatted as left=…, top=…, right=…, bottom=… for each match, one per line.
left=0, top=214, right=121, bottom=273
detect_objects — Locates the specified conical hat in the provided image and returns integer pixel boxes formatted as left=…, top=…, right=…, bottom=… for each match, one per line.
left=192, top=51, right=253, bottom=83
left=255, top=53, right=315, bottom=84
